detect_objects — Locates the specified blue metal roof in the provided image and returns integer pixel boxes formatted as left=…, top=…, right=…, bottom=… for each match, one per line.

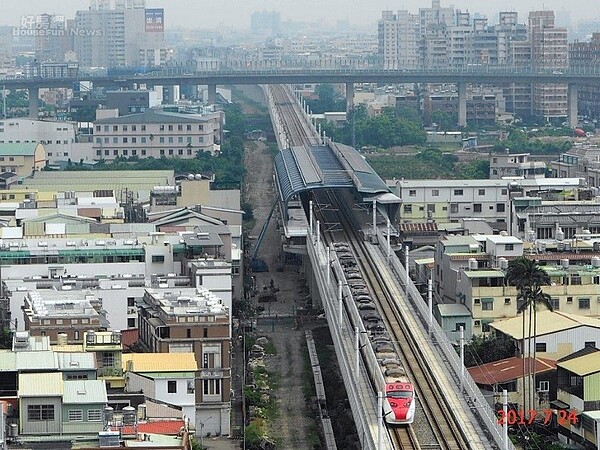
left=274, top=142, right=396, bottom=217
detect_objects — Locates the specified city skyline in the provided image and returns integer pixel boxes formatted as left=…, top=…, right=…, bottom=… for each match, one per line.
left=0, top=0, right=597, bottom=30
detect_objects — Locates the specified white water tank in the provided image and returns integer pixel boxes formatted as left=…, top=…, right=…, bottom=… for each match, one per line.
left=556, top=228, right=565, bottom=241
left=498, top=257, right=509, bottom=270
left=561, top=258, right=570, bottom=269
left=592, top=256, right=600, bottom=267
left=122, top=406, right=136, bottom=425
left=468, top=258, right=478, bottom=270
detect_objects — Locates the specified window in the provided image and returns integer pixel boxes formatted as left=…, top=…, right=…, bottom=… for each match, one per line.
left=159, top=137, right=165, bottom=143
left=169, top=149, right=174, bottom=155
left=160, top=125, right=165, bottom=131
left=167, top=380, right=177, bottom=393
left=186, top=124, right=192, bottom=131
left=141, top=149, right=147, bottom=156
left=141, top=137, right=147, bottom=143
left=496, top=203, right=506, bottom=212
left=199, top=136, right=204, bottom=143
left=113, top=150, right=118, bottom=156
left=178, top=149, right=183, bottom=155
left=501, top=189, right=508, bottom=195
left=122, top=125, right=128, bottom=131
left=432, top=189, right=439, bottom=196
left=88, top=410, right=102, bottom=422
left=571, top=276, right=582, bottom=286
left=187, top=328, right=191, bottom=338
left=199, top=125, right=204, bottom=131
left=478, top=189, right=485, bottom=196
left=454, top=189, right=464, bottom=195
left=178, top=125, right=183, bottom=131
left=131, top=137, right=137, bottom=143
left=160, top=149, right=165, bottom=156
left=455, top=322, right=466, bottom=332
left=535, top=343, right=547, bottom=352
left=408, top=189, right=416, bottom=196
left=127, top=297, right=135, bottom=307
left=504, top=298, right=511, bottom=305
left=123, top=150, right=128, bottom=156
left=141, top=125, right=146, bottom=131
left=127, top=318, right=136, bottom=328
left=585, top=341, right=596, bottom=348
left=152, top=255, right=165, bottom=263
left=203, top=328, right=208, bottom=338
left=567, top=296, right=573, bottom=303
left=168, top=125, right=173, bottom=131
left=482, top=322, right=491, bottom=332
left=113, top=126, right=118, bottom=131
left=101, top=352, right=115, bottom=367
left=482, top=301, right=494, bottom=311
left=168, top=137, right=174, bottom=144
left=202, top=379, right=221, bottom=396
left=505, top=244, right=514, bottom=251
left=113, top=137, right=118, bottom=144
left=450, top=203, right=458, bottom=213
left=473, top=203, right=482, bottom=213
left=132, top=125, right=137, bottom=131
left=474, top=298, right=481, bottom=305
left=579, top=298, right=590, bottom=309
left=68, top=410, right=83, bottom=422
left=550, top=298, right=560, bottom=310
left=74, top=330, right=79, bottom=340
left=28, top=404, right=54, bottom=421
left=187, top=149, right=192, bottom=155
left=403, top=204, right=412, bottom=213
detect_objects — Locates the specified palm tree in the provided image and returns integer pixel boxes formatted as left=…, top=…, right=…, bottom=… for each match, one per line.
left=506, top=257, right=551, bottom=414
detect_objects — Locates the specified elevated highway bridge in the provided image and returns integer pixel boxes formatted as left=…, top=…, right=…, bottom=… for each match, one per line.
left=6, top=65, right=599, bottom=126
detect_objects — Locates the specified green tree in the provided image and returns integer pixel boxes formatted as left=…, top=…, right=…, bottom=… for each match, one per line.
left=505, top=257, right=551, bottom=414
left=431, top=110, right=458, bottom=131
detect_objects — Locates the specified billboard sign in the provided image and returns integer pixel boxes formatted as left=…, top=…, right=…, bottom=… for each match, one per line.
left=145, top=8, right=164, bottom=32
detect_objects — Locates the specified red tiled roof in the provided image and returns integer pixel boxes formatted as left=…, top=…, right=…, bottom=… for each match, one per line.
left=159, top=226, right=188, bottom=233
left=115, top=420, right=185, bottom=436
left=121, top=328, right=139, bottom=349
left=469, top=356, right=556, bottom=385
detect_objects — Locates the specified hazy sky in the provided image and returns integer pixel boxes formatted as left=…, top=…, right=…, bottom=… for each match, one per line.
left=0, top=0, right=594, bottom=29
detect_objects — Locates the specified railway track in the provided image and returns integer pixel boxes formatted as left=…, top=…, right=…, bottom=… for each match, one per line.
left=322, top=189, right=471, bottom=450
left=268, top=84, right=321, bottom=147
left=269, top=84, right=474, bottom=449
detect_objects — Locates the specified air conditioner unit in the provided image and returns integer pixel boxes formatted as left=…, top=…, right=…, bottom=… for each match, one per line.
left=474, top=320, right=481, bottom=327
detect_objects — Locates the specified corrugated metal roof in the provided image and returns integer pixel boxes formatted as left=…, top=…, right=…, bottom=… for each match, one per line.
left=437, top=303, right=471, bottom=317
left=491, top=310, right=600, bottom=340
left=0, top=351, right=16, bottom=371
left=94, top=110, right=210, bottom=124
left=63, top=379, right=107, bottom=404
left=400, top=222, right=439, bottom=232
left=463, top=270, right=505, bottom=278
left=122, top=353, right=197, bottom=372
left=0, top=143, right=40, bottom=156
left=56, top=352, right=97, bottom=371
left=18, top=372, right=63, bottom=397
left=16, top=351, right=58, bottom=370
left=557, top=352, right=600, bottom=376
left=469, top=356, right=556, bottom=385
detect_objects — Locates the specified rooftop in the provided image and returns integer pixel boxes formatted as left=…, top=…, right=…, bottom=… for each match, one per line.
left=469, top=356, right=556, bottom=385
left=491, top=310, right=600, bottom=340
left=18, top=372, right=63, bottom=397
left=557, top=351, right=600, bottom=376
left=463, top=270, right=505, bottom=278
left=24, top=291, right=100, bottom=318
left=94, top=110, right=213, bottom=125
left=145, top=287, right=228, bottom=317
left=122, top=353, right=197, bottom=373
left=63, top=379, right=107, bottom=404
left=437, top=303, right=471, bottom=317
left=0, top=143, right=41, bottom=156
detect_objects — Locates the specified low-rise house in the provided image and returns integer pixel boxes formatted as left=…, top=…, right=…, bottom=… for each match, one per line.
left=123, top=353, right=198, bottom=424
left=469, top=356, right=556, bottom=411
left=556, top=347, right=600, bottom=448
left=490, top=310, right=600, bottom=360
left=18, top=372, right=107, bottom=436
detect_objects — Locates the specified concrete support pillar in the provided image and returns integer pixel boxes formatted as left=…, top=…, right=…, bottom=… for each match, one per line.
left=163, top=85, right=175, bottom=104
left=28, top=87, right=39, bottom=119
left=345, top=82, right=354, bottom=114
left=458, top=82, right=467, bottom=128
left=207, top=84, right=217, bottom=105
left=568, top=83, right=578, bottom=129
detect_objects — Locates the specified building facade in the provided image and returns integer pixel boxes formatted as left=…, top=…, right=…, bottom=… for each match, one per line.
left=92, top=110, right=222, bottom=160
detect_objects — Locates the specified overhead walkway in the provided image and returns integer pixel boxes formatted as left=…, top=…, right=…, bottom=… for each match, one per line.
left=274, top=138, right=400, bottom=222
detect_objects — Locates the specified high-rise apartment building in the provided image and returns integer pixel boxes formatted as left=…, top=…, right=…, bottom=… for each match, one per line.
left=74, top=1, right=166, bottom=69
left=529, top=11, right=568, bottom=120
left=570, top=33, right=600, bottom=119
left=378, top=10, right=419, bottom=69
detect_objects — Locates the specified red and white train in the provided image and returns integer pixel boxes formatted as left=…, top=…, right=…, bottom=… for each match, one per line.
left=332, top=242, right=416, bottom=426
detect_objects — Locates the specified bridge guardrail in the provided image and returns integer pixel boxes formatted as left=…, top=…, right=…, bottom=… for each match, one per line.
left=376, top=229, right=514, bottom=450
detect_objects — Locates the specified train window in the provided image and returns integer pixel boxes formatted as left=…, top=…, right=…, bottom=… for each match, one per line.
left=387, top=391, right=412, bottom=399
